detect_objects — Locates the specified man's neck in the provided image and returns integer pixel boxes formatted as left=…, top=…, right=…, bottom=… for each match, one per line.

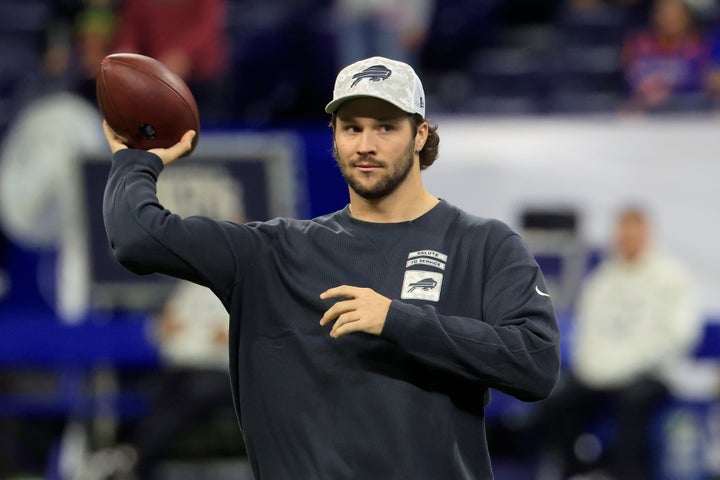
left=348, top=188, right=439, bottom=223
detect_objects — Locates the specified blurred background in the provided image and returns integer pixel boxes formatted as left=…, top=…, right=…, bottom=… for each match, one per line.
left=0, top=0, right=719, bottom=479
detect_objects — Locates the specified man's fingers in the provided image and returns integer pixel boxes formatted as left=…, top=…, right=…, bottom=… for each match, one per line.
left=177, top=129, right=197, bottom=153
left=319, top=285, right=388, bottom=337
left=319, top=299, right=355, bottom=326
left=330, top=313, right=362, bottom=338
left=320, top=285, right=361, bottom=300
left=319, top=285, right=360, bottom=325
left=150, top=130, right=196, bottom=165
left=102, top=123, right=196, bottom=165
left=102, top=120, right=128, bottom=153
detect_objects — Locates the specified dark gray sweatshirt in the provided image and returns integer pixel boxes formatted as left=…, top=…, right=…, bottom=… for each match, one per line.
left=103, top=149, right=560, bottom=480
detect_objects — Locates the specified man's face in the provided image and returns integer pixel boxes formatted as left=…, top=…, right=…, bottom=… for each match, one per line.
left=333, top=98, right=417, bottom=200
left=616, top=211, right=649, bottom=262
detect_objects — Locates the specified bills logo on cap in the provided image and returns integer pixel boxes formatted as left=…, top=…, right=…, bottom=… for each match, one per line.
left=351, top=65, right=392, bottom=88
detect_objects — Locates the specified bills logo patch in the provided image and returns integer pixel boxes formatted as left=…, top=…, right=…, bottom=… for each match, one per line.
left=401, top=270, right=443, bottom=302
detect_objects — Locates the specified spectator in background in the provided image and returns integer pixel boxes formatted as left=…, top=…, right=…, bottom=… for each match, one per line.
left=558, top=0, right=653, bottom=27
left=66, top=280, right=239, bottom=480
left=701, top=23, right=720, bottom=104
left=332, top=0, right=435, bottom=68
left=620, top=0, right=708, bottom=113
left=0, top=4, right=112, bottom=476
left=532, top=206, right=702, bottom=480
left=12, top=0, right=116, bottom=105
left=129, top=281, right=235, bottom=478
left=78, top=280, right=239, bottom=479
left=0, top=2, right=113, bottom=323
left=112, top=0, right=230, bottom=123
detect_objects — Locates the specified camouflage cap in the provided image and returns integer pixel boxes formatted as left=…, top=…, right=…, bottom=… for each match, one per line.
left=325, top=56, right=425, bottom=117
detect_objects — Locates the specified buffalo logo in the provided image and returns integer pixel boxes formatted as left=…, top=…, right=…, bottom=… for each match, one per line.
left=351, top=65, right=392, bottom=88
left=407, top=277, right=438, bottom=293
left=401, top=270, right=442, bottom=302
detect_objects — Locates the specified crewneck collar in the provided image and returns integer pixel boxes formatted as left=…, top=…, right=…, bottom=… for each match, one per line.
left=338, top=199, right=450, bottom=228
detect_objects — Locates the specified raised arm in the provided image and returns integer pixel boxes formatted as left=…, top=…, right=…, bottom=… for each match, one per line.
left=102, top=123, right=251, bottom=303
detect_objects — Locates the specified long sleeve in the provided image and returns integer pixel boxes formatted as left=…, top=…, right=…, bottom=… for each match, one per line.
left=102, top=149, right=255, bottom=303
left=381, top=232, right=561, bottom=402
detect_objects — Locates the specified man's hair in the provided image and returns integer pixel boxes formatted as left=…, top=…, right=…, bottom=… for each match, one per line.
left=618, top=205, right=650, bottom=226
left=410, top=114, right=439, bottom=170
left=329, top=113, right=440, bottom=170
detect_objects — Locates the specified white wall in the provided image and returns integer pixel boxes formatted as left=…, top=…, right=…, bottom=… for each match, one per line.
left=425, top=114, right=720, bottom=316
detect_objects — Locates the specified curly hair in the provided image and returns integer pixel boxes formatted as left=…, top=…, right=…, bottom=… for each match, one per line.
left=410, top=114, right=439, bottom=170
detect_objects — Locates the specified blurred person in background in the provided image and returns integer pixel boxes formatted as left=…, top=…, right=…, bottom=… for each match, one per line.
left=76, top=280, right=239, bottom=480
left=700, top=20, right=720, bottom=104
left=620, top=0, right=709, bottom=113
left=558, top=0, right=653, bottom=27
left=111, top=0, right=230, bottom=123
left=0, top=1, right=113, bottom=323
left=20, top=0, right=116, bottom=104
left=0, top=4, right=113, bottom=476
left=532, top=206, right=702, bottom=480
left=332, top=0, right=435, bottom=68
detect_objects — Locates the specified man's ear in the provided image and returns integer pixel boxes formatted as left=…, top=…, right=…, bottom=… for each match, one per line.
left=415, top=121, right=429, bottom=152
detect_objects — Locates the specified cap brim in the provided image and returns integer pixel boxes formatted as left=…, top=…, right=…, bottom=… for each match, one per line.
left=325, top=94, right=414, bottom=115
left=325, top=95, right=364, bottom=114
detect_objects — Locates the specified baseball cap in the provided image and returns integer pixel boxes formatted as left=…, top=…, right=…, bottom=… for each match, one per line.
left=325, top=56, right=426, bottom=117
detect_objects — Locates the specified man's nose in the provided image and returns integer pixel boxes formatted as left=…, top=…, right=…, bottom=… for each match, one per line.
left=357, top=130, right=377, bottom=155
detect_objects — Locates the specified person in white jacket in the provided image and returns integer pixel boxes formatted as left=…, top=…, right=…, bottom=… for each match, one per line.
left=533, top=206, right=702, bottom=480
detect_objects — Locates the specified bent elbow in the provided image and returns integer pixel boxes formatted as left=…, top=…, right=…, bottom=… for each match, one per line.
left=515, top=349, right=561, bottom=402
left=528, top=367, right=561, bottom=401
left=110, top=236, right=156, bottom=276
left=515, top=373, right=559, bottom=402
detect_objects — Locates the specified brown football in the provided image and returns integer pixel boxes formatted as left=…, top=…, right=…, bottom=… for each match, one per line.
left=96, top=53, right=200, bottom=153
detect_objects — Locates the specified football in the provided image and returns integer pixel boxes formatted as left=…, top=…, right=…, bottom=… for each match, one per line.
left=96, top=53, right=200, bottom=153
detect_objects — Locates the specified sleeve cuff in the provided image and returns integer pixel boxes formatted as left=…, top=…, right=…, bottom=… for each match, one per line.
left=113, top=149, right=164, bottom=174
left=381, top=299, right=422, bottom=342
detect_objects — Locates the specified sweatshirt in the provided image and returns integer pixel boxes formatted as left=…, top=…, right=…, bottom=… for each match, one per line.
left=103, top=149, right=561, bottom=479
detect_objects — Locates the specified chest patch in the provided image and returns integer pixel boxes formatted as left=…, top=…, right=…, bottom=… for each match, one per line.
left=401, top=270, right=443, bottom=301
left=400, top=250, right=446, bottom=301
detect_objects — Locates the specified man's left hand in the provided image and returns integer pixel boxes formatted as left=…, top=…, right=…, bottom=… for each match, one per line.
left=319, top=286, right=391, bottom=338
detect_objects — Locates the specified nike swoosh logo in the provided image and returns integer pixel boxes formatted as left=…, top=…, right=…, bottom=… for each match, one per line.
left=535, top=286, right=551, bottom=297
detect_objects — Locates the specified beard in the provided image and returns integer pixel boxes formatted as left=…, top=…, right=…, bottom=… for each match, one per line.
left=333, top=140, right=415, bottom=200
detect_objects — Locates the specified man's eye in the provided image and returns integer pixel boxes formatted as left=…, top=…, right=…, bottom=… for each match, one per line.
left=380, top=125, right=395, bottom=132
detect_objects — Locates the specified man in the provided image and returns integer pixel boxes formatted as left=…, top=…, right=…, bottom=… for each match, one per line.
left=534, top=206, right=701, bottom=479
left=102, top=56, right=560, bottom=479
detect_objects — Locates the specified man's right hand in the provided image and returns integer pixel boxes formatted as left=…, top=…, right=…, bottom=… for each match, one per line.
left=103, top=120, right=196, bottom=166
left=103, top=120, right=128, bottom=154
